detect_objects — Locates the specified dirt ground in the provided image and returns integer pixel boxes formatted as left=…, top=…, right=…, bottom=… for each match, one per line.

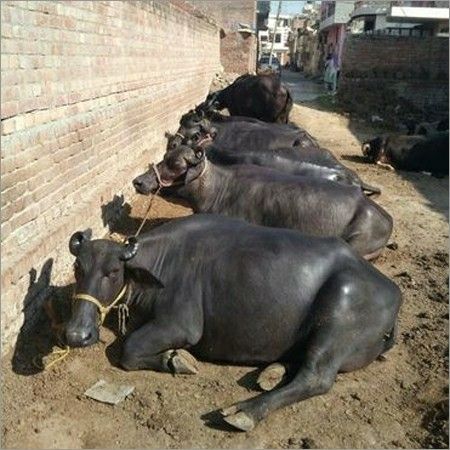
left=2, top=100, right=449, bottom=449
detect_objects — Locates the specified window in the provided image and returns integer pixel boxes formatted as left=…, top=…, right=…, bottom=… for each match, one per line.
left=275, top=33, right=281, bottom=43
left=261, top=35, right=268, bottom=41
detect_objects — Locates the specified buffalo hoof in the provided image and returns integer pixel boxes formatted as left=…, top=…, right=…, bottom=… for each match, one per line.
left=164, top=349, right=199, bottom=374
left=221, top=405, right=256, bottom=432
left=376, top=161, right=395, bottom=171
left=257, top=363, right=287, bottom=391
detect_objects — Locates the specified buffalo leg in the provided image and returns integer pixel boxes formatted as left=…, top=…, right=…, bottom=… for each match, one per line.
left=222, top=356, right=338, bottom=431
left=345, top=201, right=393, bottom=258
left=120, top=321, right=200, bottom=373
left=221, top=271, right=397, bottom=431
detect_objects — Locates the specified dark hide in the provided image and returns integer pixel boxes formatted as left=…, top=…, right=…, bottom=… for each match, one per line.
left=133, top=146, right=393, bottom=258
left=203, top=74, right=293, bottom=124
left=206, top=144, right=380, bottom=194
left=166, top=112, right=380, bottom=195
left=66, top=215, right=401, bottom=431
left=362, top=131, right=449, bottom=175
left=167, top=112, right=309, bottom=152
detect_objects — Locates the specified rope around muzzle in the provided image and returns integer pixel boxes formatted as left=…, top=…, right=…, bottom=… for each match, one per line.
left=35, top=179, right=161, bottom=371
left=72, top=283, right=129, bottom=329
left=36, top=278, right=130, bottom=371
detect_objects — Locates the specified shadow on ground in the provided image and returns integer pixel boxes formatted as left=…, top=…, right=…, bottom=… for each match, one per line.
left=101, top=194, right=191, bottom=237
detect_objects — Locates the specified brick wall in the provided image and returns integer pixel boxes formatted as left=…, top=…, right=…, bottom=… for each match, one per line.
left=1, top=0, right=220, bottom=355
left=193, top=0, right=257, bottom=74
left=339, top=35, right=449, bottom=116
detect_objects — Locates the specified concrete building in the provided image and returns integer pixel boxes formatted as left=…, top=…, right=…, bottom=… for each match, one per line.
left=256, top=0, right=270, bottom=61
left=349, top=1, right=449, bottom=37
left=287, top=2, right=322, bottom=75
left=258, top=14, right=292, bottom=64
left=319, top=1, right=354, bottom=70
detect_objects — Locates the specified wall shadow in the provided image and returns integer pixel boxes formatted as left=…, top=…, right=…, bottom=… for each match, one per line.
left=101, top=194, right=192, bottom=237
left=11, top=259, right=73, bottom=376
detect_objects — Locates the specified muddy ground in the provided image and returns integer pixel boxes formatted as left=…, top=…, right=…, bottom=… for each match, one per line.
left=2, top=99, right=449, bottom=449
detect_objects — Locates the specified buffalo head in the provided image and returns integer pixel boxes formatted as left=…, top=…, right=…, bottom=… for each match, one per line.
left=361, top=137, right=385, bottom=163
left=133, top=145, right=206, bottom=195
left=65, top=231, right=138, bottom=347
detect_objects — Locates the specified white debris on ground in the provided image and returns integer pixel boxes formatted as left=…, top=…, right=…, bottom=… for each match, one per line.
left=84, top=380, right=135, bottom=405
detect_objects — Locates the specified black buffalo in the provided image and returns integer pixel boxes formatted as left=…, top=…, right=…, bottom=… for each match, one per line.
left=133, top=146, right=392, bottom=259
left=205, top=144, right=380, bottom=194
left=166, top=110, right=380, bottom=195
left=362, top=131, right=449, bottom=176
left=66, top=215, right=401, bottom=431
left=203, top=74, right=293, bottom=124
left=166, top=108, right=308, bottom=152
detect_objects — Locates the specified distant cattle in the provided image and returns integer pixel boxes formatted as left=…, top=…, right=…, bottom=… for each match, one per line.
left=203, top=74, right=293, bottom=124
left=362, top=131, right=449, bottom=176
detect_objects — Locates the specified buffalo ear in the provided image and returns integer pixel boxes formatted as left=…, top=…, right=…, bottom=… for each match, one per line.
left=120, top=237, right=139, bottom=261
left=69, top=229, right=92, bottom=256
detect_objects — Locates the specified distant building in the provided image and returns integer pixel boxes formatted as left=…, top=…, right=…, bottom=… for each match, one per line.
left=256, top=0, right=270, bottom=61
left=258, top=14, right=292, bottom=65
left=256, top=0, right=270, bottom=30
left=319, top=1, right=354, bottom=70
left=349, top=1, right=449, bottom=37
left=194, top=0, right=257, bottom=74
left=287, top=1, right=322, bottom=75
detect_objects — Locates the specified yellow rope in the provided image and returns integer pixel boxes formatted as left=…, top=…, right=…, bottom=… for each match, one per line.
left=73, top=284, right=128, bottom=325
left=33, top=345, right=71, bottom=370
left=33, top=191, right=160, bottom=371
left=134, top=186, right=161, bottom=237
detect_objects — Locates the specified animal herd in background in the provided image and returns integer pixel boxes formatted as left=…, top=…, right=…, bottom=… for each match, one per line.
left=65, top=74, right=446, bottom=431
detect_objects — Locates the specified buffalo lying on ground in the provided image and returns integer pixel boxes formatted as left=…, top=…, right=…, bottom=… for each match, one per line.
left=167, top=107, right=308, bottom=152
left=166, top=110, right=381, bottom=195
left=66, top=215, right=401, bottom=431
left=362, top=131, right=449, bottom=176
left=203, top=74, right=293, bottom=124
left=133, top=146, right=392, bottom=259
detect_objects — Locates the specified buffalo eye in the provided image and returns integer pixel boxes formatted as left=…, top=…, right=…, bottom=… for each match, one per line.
left=105, top=267, right=119, bottom=277
left=166, top=158, right=185, bottom=172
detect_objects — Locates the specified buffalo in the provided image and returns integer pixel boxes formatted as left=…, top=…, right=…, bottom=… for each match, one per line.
left=166, top=108, right=309, bottom=152
left=203, top=74, right=293, bottom=124
left=362, top=131, right=449, bottom=176
left=133, top=146, right=392, bottom=259
left=166, top=110, right=381, bottom=195
left=66, top=215, right=401, bottom=431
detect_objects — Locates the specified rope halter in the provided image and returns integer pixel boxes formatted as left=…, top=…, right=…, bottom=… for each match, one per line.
left=151, top=164, right=174, bottom=188
left=72, top=284, right=129, bottom=333
left=196, top=133, right=213, bottom=148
